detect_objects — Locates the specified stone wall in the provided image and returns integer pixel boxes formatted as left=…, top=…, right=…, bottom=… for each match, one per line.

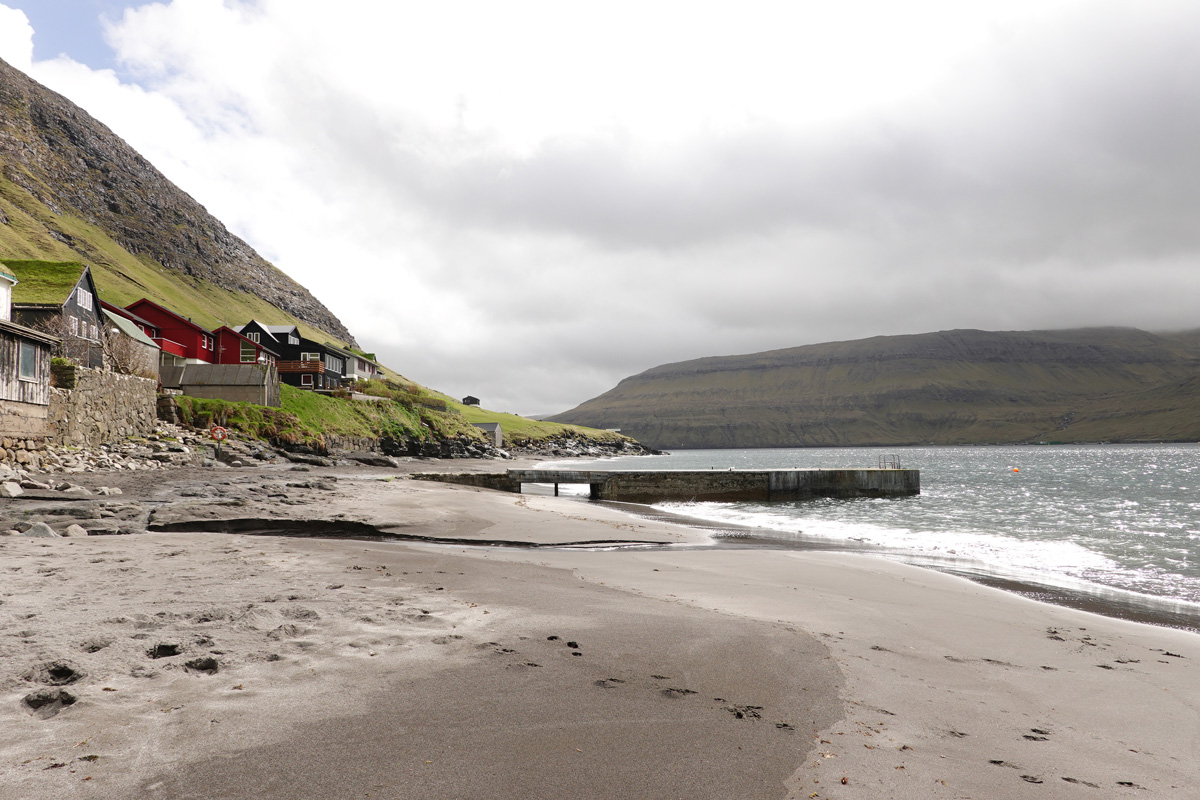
left=48, top=368, right=158, bottom=448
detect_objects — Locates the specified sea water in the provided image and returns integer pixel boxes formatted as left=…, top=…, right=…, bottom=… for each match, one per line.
left=545, top=444, right=1200, bottom=623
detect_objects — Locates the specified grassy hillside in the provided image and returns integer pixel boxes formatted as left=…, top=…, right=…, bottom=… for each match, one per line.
left=549, top=328, right=1200, bottom=448
left=0, top=172, right=338, bottom=345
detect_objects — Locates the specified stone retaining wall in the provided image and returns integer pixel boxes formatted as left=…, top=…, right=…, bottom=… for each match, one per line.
left=48, top=368, right=158, bottom=449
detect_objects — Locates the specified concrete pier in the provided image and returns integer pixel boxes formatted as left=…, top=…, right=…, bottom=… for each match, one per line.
left=415, top=468, right=920, bottom=504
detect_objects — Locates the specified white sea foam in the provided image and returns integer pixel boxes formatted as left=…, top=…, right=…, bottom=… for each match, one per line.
left=562, top=443, right=1200, bottom=605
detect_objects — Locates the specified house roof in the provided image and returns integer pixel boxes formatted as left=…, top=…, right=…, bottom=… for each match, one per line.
left=0, top=318, right=58, bottom=346
left=100, top=300, right=158, bottom=331
left=2, top=260, right=88, bottom=306
left=234, top=321, right=301, bottom=345
left=0, top=267, right=16, bottom=284
left=161, top=364, right=276, bottom=388
left=102, top=309, right=160, bottom=349
left=126, top=298, right=211, bottom=334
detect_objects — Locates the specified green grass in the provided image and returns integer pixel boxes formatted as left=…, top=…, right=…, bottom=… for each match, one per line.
left=3, top=259, right=86, bottom=304
left=450, top=401, right=633, bottom=447
left=173, top=384, right=481, bottom=452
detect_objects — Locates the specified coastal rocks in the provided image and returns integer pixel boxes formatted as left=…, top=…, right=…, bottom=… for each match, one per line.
left=508, top=434, right=657, bottom=459
left=21, top=522, right=59, bottom=538
left=379, top=433, right=505, bottom=461
left=1, top=481, right=22, bottom=497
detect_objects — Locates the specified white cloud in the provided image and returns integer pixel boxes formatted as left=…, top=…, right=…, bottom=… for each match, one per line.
left=0, top=4, right=33, bottom=72
left=8, top=0, right=1200, bottom=414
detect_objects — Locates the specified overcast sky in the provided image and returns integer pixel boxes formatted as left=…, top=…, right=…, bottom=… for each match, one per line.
left=2, top=1, right=1199, bottom=414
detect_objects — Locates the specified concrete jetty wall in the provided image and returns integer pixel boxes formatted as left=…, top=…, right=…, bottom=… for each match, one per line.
left=416, top=468, right=919, bottom=504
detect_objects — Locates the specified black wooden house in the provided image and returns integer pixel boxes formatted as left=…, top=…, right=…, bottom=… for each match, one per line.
left=235, top=321, right=346, bottom=390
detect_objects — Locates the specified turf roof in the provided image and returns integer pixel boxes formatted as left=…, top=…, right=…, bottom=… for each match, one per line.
left=1, top=259, right=87, bottom=305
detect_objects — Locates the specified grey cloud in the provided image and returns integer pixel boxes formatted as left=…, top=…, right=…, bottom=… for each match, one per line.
left=210, top=3, right=1200, bottom=414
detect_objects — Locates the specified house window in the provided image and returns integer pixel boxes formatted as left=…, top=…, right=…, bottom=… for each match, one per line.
left=325, top=355, right=342, bottom=372
left=76, top=288, right=93, bottom=311
left=89, top=323, right=98, bottom=340
left=18, top=341, right=37, bottom=381
left=288, top=335, right=299, bottom=345
left=69, top=316, right=79, bottom=336
left=301, top=352, right=320, bottom=362
left=301, top=374, right=314, bottom=387
left=245, top=331, right=260, bottom=343
left=240, top=341, right=256, bottom=362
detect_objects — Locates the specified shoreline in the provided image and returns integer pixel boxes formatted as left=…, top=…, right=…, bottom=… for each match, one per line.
left=552, top=493, right=1200, bottom=635
left=3, top=460, right=1198, bottom=798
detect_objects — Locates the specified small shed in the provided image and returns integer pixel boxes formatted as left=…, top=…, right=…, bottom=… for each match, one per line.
left=160, top=363, right=280, bottom=407
left=462, top=395, right=480, bottom=407
left=472, top=422, right=503, bottom=448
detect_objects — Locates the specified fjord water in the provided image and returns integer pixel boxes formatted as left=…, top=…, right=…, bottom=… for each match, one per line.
left=557, top=444, right=1200, bottom=622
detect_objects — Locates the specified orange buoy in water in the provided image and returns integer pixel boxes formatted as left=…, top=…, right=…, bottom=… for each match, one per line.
left=1012, top=467, right=1019, bottom=473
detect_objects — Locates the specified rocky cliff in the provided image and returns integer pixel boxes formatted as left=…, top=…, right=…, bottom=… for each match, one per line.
left=0, top=57, right=353, bottom=344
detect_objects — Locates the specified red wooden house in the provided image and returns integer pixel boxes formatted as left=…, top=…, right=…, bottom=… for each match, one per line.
left=212, top=325, right=279, bottom=366
left=125, top=299, right=216, bottom=365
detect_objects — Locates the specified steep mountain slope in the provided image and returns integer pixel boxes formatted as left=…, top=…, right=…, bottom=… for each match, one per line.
left=0, top=56, right=353, bottom=344
left=549, top=328, right=1200, bottom=448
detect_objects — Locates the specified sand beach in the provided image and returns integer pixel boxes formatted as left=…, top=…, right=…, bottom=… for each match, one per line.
left=2, top=458, right=1197, bottom=799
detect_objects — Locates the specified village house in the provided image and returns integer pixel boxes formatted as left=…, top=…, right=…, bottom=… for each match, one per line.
left=324, top=342, right=382, bottom=384
left=235, top=320, right=346, bottom=390
left=125, top=298, right=217, bottom=367
left=0, top=266, right=57, bottom=449
left=4, top=260, right=105, bottom=369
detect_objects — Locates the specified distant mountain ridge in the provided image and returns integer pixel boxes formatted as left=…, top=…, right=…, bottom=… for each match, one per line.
left=548, top=327, right=1200, bottom=448
left=0, top=57, right=354, bottom=344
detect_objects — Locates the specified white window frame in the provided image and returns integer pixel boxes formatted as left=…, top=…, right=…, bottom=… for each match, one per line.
left=76, top=288, right=93, bottom=311
left=245, top=331, right=260, bottom=343
left=69, top=315, right=79, bottom=336
left=301, top=352, right=321, bottom=362
left=301, top=374, right=314, bottom=387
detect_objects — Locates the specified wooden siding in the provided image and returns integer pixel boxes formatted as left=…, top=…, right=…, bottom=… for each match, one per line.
left=0, top=328, right=52, bottom=405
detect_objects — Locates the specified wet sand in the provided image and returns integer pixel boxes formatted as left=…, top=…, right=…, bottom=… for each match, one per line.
left=2, top=463, right=1198, bottom=798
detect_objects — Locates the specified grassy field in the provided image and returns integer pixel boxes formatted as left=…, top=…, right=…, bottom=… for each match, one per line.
left=172, top=384, right=631, bottom=453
